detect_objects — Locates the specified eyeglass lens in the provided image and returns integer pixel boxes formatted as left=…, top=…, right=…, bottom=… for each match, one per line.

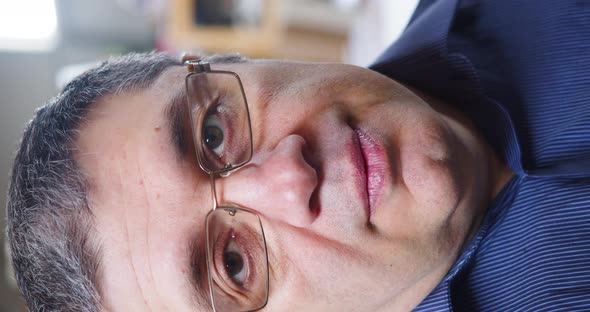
left=186, top=72, right=252, bottom=174
left=205, top=208, right=269, bottom=311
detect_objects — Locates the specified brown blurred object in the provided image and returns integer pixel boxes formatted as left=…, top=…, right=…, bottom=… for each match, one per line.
left=165, top=0, right=350, bottom=62
left=167, top=0, right=282, bottom=58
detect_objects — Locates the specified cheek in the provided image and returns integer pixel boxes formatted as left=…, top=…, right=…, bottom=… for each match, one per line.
left=394, top=107, right=464, bottom=215
left=266, top=226, right=380, bottom=307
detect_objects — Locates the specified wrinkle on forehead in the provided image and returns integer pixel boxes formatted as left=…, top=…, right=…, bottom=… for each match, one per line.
left=76, top=90, right=175, bottom=309
left=106, top=137, right=156, bottom=310
left=81, top=141, right=151, bottom=309
left=132, top=146, right=162, bottom=311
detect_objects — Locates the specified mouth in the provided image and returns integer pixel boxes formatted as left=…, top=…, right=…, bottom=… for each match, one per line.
left=354, top=128, right=387, bottom=220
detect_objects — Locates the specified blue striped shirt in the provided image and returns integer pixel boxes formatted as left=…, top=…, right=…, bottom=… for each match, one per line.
left=370, top=0, right=590, bottom=310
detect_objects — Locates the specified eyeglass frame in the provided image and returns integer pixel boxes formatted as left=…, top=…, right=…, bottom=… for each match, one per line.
left=184, top=59, right=270, bottom=312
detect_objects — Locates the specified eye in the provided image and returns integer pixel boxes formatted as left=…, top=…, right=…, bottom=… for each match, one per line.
left=202, top=113, right=225, bottom=156
left=208, top=215, right=269, bottom=309
left=223, top=237, right=247, bottom=286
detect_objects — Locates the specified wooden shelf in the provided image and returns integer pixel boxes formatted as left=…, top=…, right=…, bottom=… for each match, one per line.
left=166, top=0, right=282, bottom=58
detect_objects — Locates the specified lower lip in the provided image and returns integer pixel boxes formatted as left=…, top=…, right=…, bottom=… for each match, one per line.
left=355, top=129, right=386, bottom=218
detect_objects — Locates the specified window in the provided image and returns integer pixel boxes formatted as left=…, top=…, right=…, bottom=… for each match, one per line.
left=0, top=0, right=58, bottom=51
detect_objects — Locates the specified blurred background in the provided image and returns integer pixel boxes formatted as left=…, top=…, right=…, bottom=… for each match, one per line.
left=0, top=0, right=417, bottom=310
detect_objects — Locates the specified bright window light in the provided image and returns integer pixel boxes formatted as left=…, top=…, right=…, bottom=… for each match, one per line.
left=0, top=0, right=58, bottom=51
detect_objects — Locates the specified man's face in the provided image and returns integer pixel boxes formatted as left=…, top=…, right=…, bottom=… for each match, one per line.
left=77, top=60, right=497, bottom=311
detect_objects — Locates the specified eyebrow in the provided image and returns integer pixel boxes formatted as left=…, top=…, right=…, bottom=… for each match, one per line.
left=165, top=87, right=192, bottom=160
left=188, top=235, right=214, bottom=310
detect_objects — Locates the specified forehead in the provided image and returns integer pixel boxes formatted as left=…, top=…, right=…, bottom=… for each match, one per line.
left=77, top=64, right=192, bottom=197
left=75, top=65, right=214, bottom=310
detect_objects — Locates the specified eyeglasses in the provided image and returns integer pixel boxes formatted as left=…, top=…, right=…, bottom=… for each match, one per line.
left=184, top=60, right=269, bottom=312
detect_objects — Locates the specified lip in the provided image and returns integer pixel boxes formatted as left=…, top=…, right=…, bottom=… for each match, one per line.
left=354, top=128, right=387, bottom=220
left=347, top=131, right=370, bottom=220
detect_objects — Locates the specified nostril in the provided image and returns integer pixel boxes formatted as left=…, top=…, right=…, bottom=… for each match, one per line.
left=297, top=135, right=322, bottom=218
left=301, top=139, right=320, bottom=178
left=309, top=187, right=321, bottom=218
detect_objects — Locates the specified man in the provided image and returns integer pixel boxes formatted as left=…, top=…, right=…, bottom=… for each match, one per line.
left=6, top=0, right=590, bottom=311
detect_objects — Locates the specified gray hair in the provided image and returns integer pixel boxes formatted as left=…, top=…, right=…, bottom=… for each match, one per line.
left=6, top=52, right=183, bottom=311
left=7, top=51, right=249, bottom=311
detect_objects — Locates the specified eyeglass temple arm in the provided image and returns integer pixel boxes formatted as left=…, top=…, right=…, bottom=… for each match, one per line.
left=184, top=60, right=211, bottom=73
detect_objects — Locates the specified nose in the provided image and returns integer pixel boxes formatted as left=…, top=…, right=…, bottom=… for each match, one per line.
left=217, top=134, right=318, bottom=227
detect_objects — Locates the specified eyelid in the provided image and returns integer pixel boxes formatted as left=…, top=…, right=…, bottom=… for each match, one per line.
left=202, top=105, right=231, bottom=164
left=203, top=112, right=225, bottom=156
left=201, top=96, right=238, bottom=168
left=215, top=227, right=253, bottom=285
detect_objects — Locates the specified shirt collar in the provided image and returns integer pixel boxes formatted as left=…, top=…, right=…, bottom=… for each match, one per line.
left=370, top=0, right=525, bottom=176
left=414, top=175, right=523, bottom=311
